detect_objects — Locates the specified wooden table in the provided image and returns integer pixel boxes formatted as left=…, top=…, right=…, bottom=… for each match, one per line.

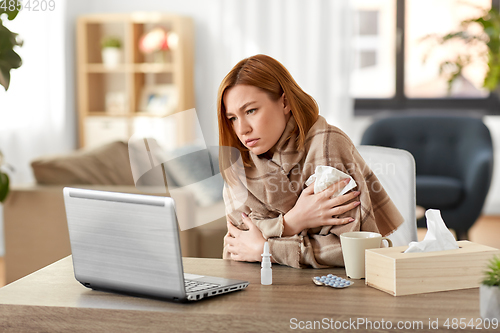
left=0, top=256, right=494, bottom=332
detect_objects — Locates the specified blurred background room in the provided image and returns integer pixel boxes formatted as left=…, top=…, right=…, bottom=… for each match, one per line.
left=1, top=0, right=499, bottom=286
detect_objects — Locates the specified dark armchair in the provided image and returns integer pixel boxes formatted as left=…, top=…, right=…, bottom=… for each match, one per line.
left=361, top=115, right=494, bottom=240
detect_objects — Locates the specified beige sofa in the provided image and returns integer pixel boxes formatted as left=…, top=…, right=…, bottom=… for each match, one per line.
left=2, top=142, right=228, bottom=284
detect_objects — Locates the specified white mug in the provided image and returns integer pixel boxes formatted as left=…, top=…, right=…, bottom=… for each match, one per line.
left=340, top=231, right=393, bottom=279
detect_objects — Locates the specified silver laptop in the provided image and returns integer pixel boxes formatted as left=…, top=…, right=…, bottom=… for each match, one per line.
left=63, top=187, right=249, bottom=302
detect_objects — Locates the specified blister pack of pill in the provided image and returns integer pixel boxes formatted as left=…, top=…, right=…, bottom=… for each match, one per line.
left=312, top=274, right=353, bottom=288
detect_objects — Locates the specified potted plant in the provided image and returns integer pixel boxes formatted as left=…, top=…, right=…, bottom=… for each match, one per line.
left=101, top=36, right=122, bottom=69
left=480, top=256, right=500, bottom=320
left=0, top=1, right=22, bottom=91
left=0, top=4, right=22, bottom=203
left=421, top=5, right=500, bottom=94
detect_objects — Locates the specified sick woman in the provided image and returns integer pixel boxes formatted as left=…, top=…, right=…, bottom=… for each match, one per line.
left=218, top=54, right=403, bottom=268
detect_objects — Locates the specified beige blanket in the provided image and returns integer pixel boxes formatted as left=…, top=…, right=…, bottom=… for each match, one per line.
left=223, top=115, right=403, bottom=268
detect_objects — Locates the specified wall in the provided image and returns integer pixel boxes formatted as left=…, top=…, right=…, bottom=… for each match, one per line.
left=66, top=1, right=500, bottom=216
left=65, top=1, right=92, bottom=149
left=73, top=0, right=352, bottom=147
left=483, top=116, right=500, bottom=215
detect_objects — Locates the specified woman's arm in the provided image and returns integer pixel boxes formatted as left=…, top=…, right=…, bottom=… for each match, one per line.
left=224, top=213, right=267, bottom=262
left=223, top=183, right=361, bottom=263
left=223, top=202, right=363, bottom=267
left=222, top=175, right=360, bottom=264
left=245, top=179, right=360, bottom=239
left=282, top=179, right=360, bottom=236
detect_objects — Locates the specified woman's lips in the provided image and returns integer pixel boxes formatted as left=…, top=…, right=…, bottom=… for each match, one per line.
left=246, top=139, right=259, bottom=147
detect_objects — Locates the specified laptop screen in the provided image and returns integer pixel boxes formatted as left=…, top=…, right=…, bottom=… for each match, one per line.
left=64, top=187, right=186, bottom=300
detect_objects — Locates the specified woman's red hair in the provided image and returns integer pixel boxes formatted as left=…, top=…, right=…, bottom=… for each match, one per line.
left=217, top=54, right=319, bottom=184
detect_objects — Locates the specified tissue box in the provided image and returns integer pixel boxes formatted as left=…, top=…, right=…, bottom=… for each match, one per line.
left=365, top=241, right=500, bottom=296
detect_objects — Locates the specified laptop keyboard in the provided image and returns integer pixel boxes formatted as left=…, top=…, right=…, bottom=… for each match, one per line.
left=184, top=279, right=221, bottom=293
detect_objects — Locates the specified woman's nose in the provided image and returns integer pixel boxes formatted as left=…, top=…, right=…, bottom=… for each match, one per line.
left=237, top=119, right=251, bottom=136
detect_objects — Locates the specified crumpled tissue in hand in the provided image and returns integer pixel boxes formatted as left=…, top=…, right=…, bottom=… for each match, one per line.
left=305, top=165, right=357, bottom=197
left=404, top=209, right=459, bottom=253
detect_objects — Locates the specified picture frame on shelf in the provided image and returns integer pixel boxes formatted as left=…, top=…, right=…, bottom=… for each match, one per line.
left=139, top=84, right=178, bottom=115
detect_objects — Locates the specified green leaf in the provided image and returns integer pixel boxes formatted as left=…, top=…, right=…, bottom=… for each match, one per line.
left=0, top=0, right=20, bottom=21
left=0, top=17, right=23, bottom=90
left=0, top=171, right=9, bottom=203
left=0, top=47, right=22, bottom=67
left=0, top=19, right=23, bottom=48
left=482, top=256, right=500, bottom=286
left=0, top=64, right=10, bottom=90
left=425, top=6, right=500, bottom=91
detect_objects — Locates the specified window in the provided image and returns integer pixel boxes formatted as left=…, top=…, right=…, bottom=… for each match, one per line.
left=351, top=0, right=396, bottom=99
left=351, top=0, right=500, bottom=113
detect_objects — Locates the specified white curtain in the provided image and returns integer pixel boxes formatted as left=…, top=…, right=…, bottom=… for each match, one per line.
left=0, top=0, right=70, bottom=255
left=211, top=0, right=354, bottom=133
left=80, top=0, right=354, bottom=146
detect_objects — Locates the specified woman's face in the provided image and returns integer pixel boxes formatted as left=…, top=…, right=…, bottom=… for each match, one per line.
left=224, top=84, right=291, bottom=156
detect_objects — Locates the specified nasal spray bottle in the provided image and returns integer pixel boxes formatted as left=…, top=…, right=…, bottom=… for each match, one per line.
left=261, top=241, right=272, bottom=285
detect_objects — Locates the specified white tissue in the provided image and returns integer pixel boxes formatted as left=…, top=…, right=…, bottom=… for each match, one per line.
left=305, top=166, right=357, bottom=196
left=404, top=209, right=459, bottom=253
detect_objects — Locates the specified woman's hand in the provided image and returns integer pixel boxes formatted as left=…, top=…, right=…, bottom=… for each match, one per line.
left=282, top=178, right=361, bottom=236
left=224, top=212, right=266, bottom=262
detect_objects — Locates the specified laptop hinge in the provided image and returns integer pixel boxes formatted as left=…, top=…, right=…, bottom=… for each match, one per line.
left=80, top=282, right=92, bottom=288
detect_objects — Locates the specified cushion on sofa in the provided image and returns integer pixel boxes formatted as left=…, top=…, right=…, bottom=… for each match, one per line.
left=31, top=141, right=135, bottom=185
left=162, top=145, right=224, bottom=207
left=127, top=138, right=179, bottom=190
left=31, top=141, right=224, bottom=208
